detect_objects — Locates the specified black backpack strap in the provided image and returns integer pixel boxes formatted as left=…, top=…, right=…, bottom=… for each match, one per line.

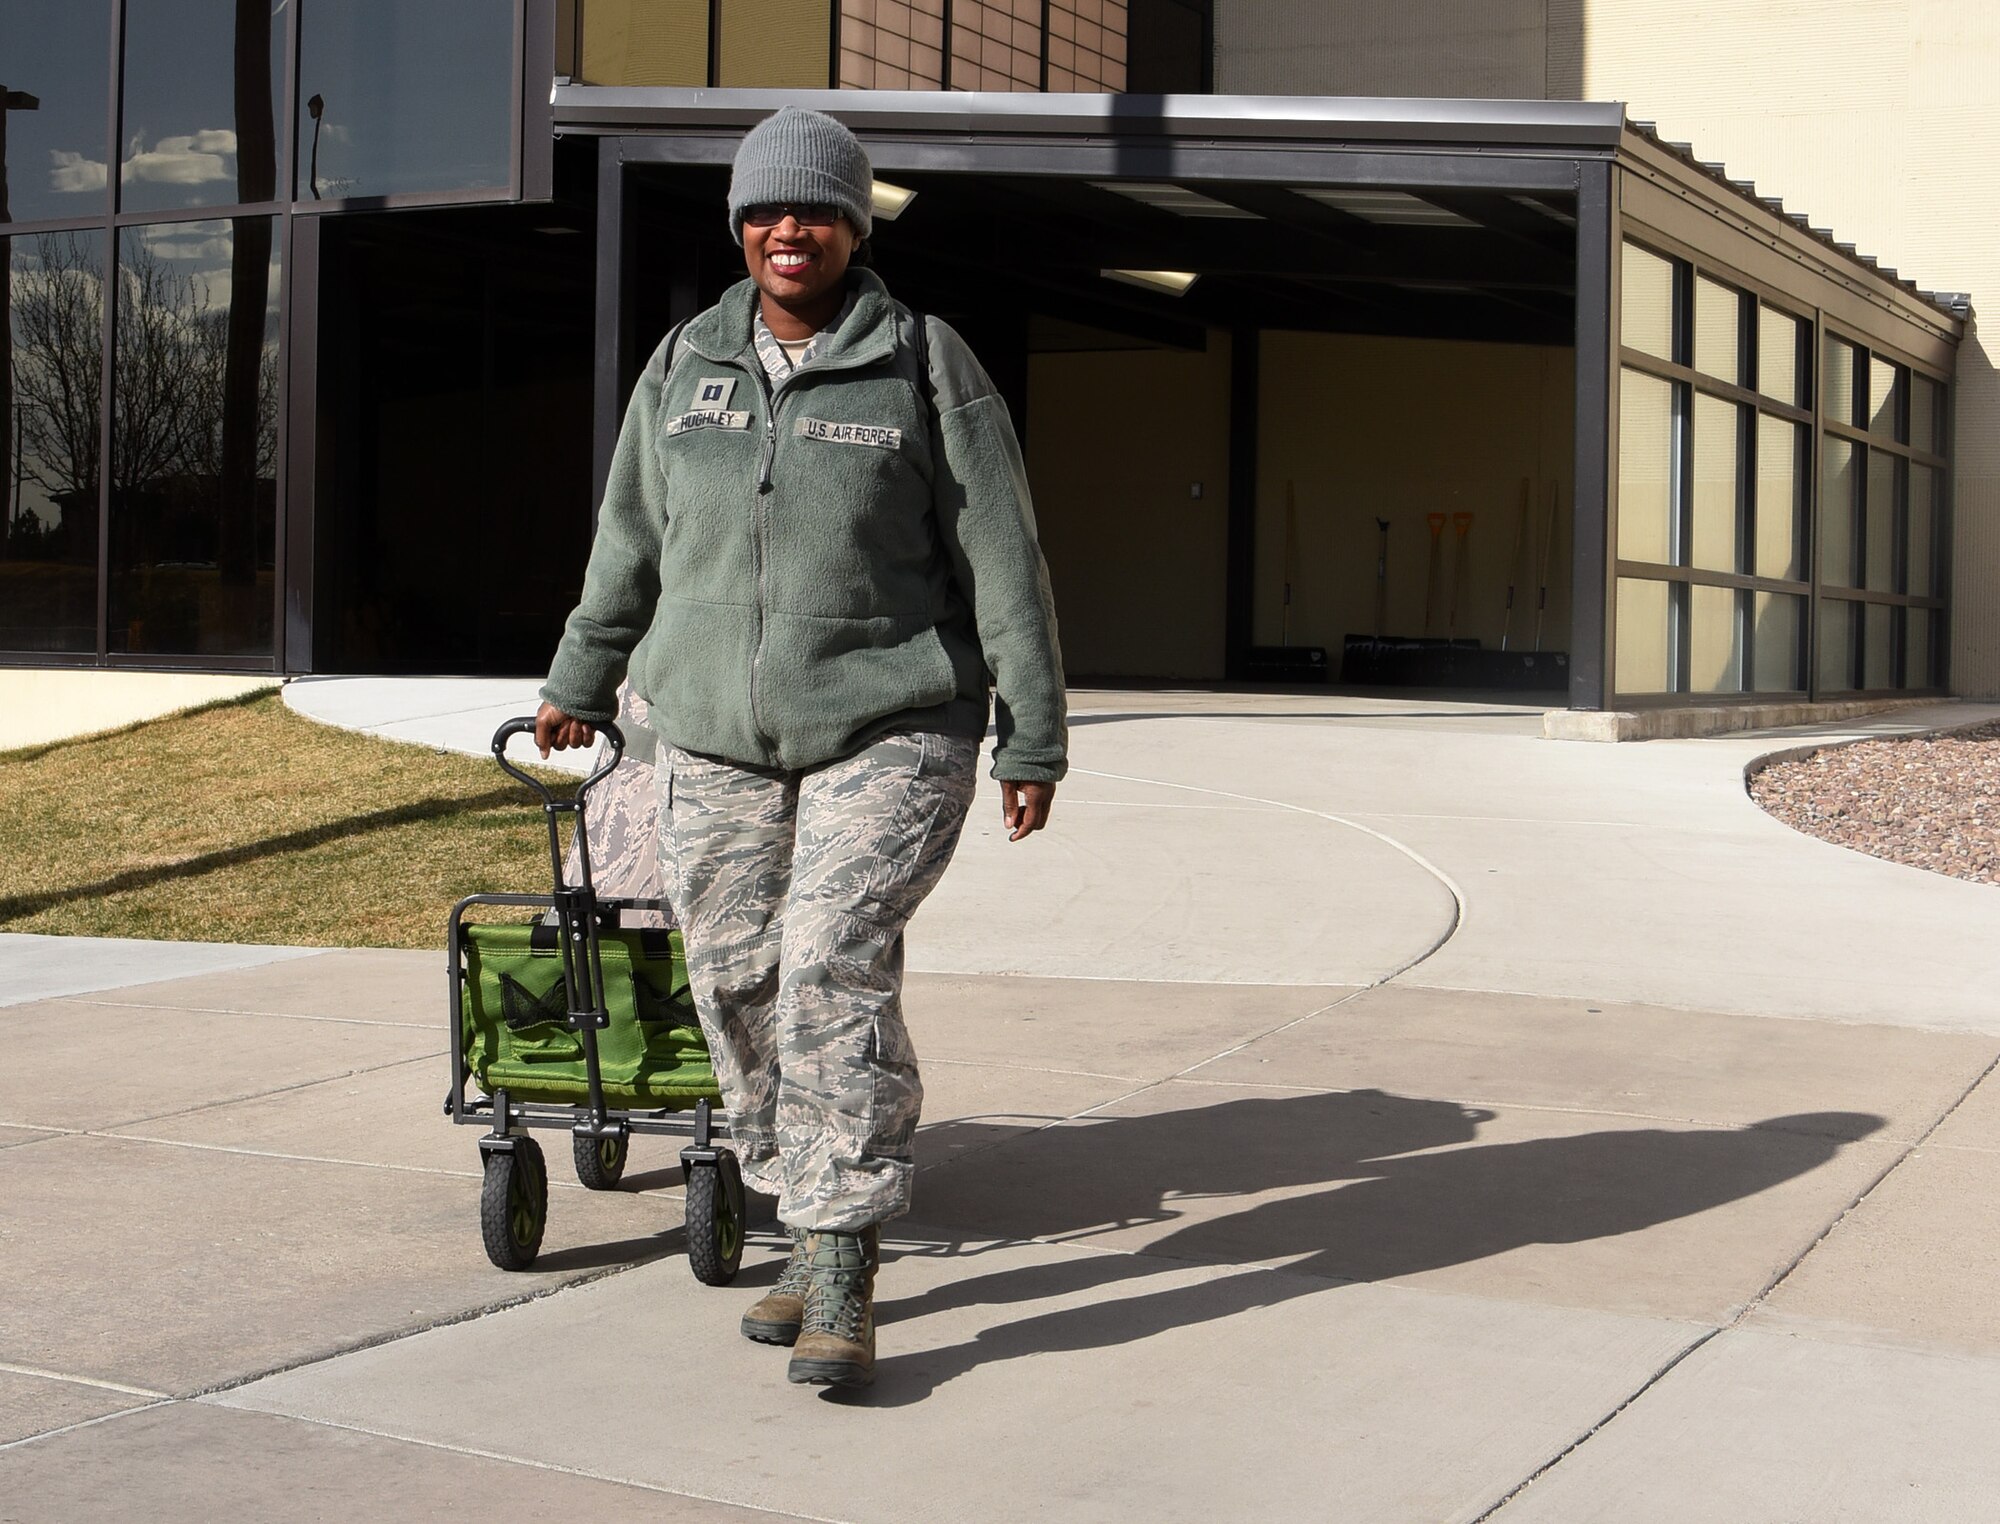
left=663, top=315, right=691, bottom=370
left=909, top=307, right=937, bottom=417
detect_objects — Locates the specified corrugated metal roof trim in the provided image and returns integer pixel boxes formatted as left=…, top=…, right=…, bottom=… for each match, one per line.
left=1624, top=118, right=1970, bottom=322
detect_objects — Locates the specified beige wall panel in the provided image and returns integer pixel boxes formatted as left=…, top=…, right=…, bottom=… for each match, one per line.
left=718, top=0, right=832, bottom=87
left=1565, top=1, right=2000, bottom=691
left=1214, top=0, right=1548, bottom=98
left=1025, top=337, right=1234, bottom=679
left=1253, top=332, right=1574, bottom=658
left=579, top=0, right=709, bottom=85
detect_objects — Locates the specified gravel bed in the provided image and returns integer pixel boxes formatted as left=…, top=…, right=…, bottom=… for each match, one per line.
left=1750, top=720, right=2000, bottom=884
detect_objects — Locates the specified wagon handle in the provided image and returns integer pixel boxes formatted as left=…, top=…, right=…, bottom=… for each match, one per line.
left=490, top=717, right=626, bottom=804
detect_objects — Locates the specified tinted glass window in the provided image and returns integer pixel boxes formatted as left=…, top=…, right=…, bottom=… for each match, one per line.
left=1757, top=304, right=1805, bottom=407
left=1621, top=243, right=1677, bottom=362
left=4, top=230, right=105, bottom=652
left=1126, top=0, right=1206, bottom=93
left=1617, top=369, right=1679, bottom=565
left=4, top=0, right=113, bottom=225
left=298, top=0, right=514, bottom=201
left=120, top=0, right=285, bottom=214
left=108, top=218, right=278, bottom=657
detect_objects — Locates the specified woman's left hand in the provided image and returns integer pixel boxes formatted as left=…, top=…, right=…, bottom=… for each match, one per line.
left=1000, top=780, right=1056, bottom=841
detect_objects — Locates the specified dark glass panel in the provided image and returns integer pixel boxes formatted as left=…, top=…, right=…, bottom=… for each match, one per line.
left=1820, top=436, right=1859, bottom=588
left=297, top=0, right=514, bottom=202
left=3, top=0, right=113, bottom=225
left=1752, top=592, right=1803, bottom=692
left=1127, top=0, right=1208, bottom=93
left=1754, top=413, right=1804, bottom=582
left=1904, top=609, right=1933, bottom=690
left=1817, top=599, right=1855, bottom=692
left=120, top=0, right=284, bottom=213
left=1870, top=354, right=1904, bottom=440
left=1911, top=373, right=1942, bottom=455
left=1864, top=448, right=1898, bottom=593
left=1908, top=463, right=1936, bottom=599
left=1825, top=336, right=1861, bottom=427
left=1864, top=603, right=1893, bottom=690
left=3, top=230, right=104, bottom=652
left=312, top=207, right=594, bottom=673
left=108, top=218, right=278, bottom=657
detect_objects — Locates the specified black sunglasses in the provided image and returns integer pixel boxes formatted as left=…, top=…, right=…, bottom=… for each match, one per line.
left=742, top=202, right=841, bottom=230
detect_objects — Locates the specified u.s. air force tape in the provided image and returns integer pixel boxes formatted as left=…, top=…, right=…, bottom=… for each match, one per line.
left=666, top=409, right=751, bottom=436
left=795, top=417, right=902, bottom=449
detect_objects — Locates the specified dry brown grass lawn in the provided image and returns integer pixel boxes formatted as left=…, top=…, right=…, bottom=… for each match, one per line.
left=0, top=691, right=578, bottom=948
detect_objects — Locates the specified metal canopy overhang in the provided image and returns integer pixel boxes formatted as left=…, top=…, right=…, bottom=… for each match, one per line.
left=552, top=86, right=1962, bottom=342
left=553, top=87, right=1617, bottom=193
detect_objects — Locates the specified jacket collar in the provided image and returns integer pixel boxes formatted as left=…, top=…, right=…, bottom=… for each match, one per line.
left=682, top=269, right=899, bottom=375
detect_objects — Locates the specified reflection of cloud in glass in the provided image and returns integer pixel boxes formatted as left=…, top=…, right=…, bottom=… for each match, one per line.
left=139, top=221, right=231, bottom=256
left=48, top=151, right=111, bottom=193
left=122, top=129, right=239, bottom=186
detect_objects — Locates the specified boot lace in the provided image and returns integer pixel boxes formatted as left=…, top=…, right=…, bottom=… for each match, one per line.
left=772, top=1228, right=813, bottom=1299
left=800, top=1232, right=873, bottom=1343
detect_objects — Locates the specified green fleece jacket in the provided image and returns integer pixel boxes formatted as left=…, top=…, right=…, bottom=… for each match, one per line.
left=541, top=271, right=1067, bottom=782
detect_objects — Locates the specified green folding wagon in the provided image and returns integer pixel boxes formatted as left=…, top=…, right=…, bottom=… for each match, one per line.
left=445, top=718, right=744, bottom=1282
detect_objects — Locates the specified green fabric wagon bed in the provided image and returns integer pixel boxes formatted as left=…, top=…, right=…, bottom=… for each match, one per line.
left=458, top=921, right=720, bottom=1109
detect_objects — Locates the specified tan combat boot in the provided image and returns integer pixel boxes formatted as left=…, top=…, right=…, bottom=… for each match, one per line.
left=785, top=1227, right=879, bottom=1387
left=740, top=1227, right=812, bottom=1345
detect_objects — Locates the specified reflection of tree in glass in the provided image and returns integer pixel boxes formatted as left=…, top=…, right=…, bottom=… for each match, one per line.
left=8, top=233, right=104, bottom=556
left=10, top=231, right=276, bottom=556
left=112, top=234, right=277, bottom=499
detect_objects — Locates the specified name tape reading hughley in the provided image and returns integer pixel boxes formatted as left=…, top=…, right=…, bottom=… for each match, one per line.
left=666, top=409, right=752, bottom=436
left=795, top=418, right=903, bottom=450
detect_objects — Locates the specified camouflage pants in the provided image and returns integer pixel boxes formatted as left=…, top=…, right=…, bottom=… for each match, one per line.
left=659, top=730, right=979, bottom=1232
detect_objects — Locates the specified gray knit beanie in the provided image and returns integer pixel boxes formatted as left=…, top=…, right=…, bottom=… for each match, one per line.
left=727, top=107, right=874, bottom=245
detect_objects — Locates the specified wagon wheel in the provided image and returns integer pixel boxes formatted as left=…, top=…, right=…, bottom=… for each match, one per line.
left=573, top=1130, right=629, bottom=1190
left=480, top=1137, right=547, bottom=1270
left=685, top=1151, right=745, bottom=1286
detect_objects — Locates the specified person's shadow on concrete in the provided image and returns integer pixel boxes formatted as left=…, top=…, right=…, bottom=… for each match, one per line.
left=859, top=1089, right=1883, bottom=1405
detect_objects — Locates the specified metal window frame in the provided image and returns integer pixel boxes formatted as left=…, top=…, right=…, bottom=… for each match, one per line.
left=287, top=0, right=536, bottom=212
left=1606, top=215, right=1954, bottom=709
left=1811, top=321, right=1952, bottom=699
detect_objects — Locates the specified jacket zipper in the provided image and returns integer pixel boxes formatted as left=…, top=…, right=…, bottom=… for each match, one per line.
left=747, top=361, right=785, bottom=752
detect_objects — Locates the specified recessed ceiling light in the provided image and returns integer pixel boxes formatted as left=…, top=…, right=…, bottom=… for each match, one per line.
left=1101, top=268, right=1200, bottom=296
left=871, top=180, right=917, bottom=221
left=1092, top=182, right=1258, bottom=219
left=1303, top=189, right=1476, bottom=227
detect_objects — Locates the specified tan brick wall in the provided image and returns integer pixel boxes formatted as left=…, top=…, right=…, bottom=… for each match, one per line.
left=839, top=0, right=1126, bottom=90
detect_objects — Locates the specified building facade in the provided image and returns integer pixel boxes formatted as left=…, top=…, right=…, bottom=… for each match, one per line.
left=2, top=2, right=1973, bottom=711
left=1217, top=0, right=1997, bottom=695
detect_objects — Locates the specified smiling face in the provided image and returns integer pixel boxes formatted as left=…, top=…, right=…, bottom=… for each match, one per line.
left=742, top=205, right=859, bottom=339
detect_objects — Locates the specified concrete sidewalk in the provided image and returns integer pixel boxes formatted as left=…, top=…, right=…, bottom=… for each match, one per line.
left=6, top=689, right=2000, bottom=1521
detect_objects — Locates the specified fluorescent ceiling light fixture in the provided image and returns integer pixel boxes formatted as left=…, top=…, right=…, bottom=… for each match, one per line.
left=1510, top=193, right=1575, bottom=227
left=870, top=180, right=917, bottom=220
left=1091, top=181, right=1258, bottom=218
left=1101, top=268, right=1200, bottom=296
left=1303, top=189, right=1476, bottom=227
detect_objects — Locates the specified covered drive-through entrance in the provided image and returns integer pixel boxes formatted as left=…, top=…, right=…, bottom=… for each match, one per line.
left=543, top=89, right=1963, bottom=713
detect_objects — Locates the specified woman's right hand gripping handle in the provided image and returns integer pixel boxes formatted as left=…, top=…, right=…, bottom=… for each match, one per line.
left=533, top=701, right=597, bottom=759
